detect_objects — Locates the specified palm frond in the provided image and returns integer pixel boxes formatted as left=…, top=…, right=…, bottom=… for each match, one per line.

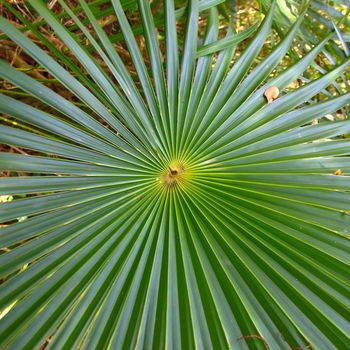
left=259, top=0, right=350, bottom=118
left=0, top=0, right=350, bottom=349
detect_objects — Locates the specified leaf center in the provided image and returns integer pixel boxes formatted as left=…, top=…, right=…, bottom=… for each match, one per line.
left=160, top=162, right=187, bottom=189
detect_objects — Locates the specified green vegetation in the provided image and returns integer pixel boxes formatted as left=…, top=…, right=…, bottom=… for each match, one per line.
left=0, top=0, right=349, bottom=349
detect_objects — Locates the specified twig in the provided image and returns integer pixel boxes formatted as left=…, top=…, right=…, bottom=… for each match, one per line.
left=237, top=334, right=271, bottom=350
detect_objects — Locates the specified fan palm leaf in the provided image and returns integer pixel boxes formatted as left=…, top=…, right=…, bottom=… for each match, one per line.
left=0, top=0, right=350, bottom=349
left=259, top=0, right=350, bottom=117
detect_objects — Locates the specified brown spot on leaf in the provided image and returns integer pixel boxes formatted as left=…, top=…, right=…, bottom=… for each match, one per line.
left=264, top=86, right=279, bottom=103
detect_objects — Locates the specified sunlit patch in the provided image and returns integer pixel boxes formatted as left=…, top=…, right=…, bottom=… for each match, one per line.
left=158, top=161, right=190, bottom=189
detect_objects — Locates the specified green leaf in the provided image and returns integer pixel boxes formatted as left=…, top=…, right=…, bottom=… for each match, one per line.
left=196, top=21, right=259, bottom=57
left=1, top=1, right=350, bottom=349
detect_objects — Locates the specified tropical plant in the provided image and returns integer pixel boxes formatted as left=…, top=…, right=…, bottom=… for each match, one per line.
left=258, top=0, right=350, bottom=117
left=1, top=0, right=350, bottom=349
